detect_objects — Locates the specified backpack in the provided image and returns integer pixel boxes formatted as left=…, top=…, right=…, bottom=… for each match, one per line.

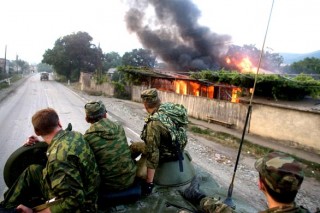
left=142, top=102, right=188, bottom=172
left=152, top=102, right=189, bottom=151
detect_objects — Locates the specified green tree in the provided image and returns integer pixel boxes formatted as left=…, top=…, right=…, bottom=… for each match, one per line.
left=37, top=63, right=53, bottom=73
left=122, top=48, right=156, bottom=68
left=289, top=57, right=320, bottom=74
left=103, top=52, right=122, bottom=71
left=42, top=31, right=102, bottom=81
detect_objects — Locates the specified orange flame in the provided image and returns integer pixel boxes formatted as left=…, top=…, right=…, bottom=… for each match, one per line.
left=225, top=56, right=257, bottom=73
left=175, top=80, right=187, bottom=95
left=231, top=88, right=241, bottom=103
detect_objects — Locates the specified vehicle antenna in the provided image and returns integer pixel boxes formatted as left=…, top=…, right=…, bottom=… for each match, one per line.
left=223, top=0, right=275, bottom=208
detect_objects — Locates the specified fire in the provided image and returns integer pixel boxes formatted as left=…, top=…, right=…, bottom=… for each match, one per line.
left=225, top=57, right=231, bottom=64
left=175, top=80, right=187, bottom=95
left=231, top=88, right=241, bottom=103
left=225, top=55, right=257, bottom=73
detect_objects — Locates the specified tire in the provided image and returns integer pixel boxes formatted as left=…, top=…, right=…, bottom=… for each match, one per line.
left=3, top=142, right=48, bottom=188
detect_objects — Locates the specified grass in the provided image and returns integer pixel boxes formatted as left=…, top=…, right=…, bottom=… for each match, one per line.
left=188, top=124, right=320, bottom=181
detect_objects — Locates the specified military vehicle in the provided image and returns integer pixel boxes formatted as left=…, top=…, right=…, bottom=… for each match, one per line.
left=3, top=125, right=256, bottom=212
left=40, top=72, right=49, bottom=81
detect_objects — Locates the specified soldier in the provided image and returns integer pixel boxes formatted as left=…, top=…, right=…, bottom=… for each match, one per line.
left=137, top=88, right=188, bottom=196
left=0, top=108, right=100, bottom=212
left=83, top=101, right=137, bottom=205
left=182, top=151, right=310, bottom=213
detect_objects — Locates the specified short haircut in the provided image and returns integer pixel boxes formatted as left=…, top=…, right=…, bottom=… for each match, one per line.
left=86, top=114, right=104, bottom=123
left=32, top=108, right=59, bottom=136
left=259, top=174, right=298, bottom=204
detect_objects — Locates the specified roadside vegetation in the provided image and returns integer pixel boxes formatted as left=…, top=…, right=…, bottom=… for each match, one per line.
left=188, top=124, right=320, bottom=181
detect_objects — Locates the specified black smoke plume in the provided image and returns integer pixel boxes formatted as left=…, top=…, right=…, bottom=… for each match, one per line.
left=125, top=0, right=231, bottom=71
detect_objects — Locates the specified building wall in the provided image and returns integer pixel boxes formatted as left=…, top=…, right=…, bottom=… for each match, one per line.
left=132, top=85, right=320, bottom=154
left=250, top=104, right=320, bottom=153
left=79, top=76, right=320, bottom=153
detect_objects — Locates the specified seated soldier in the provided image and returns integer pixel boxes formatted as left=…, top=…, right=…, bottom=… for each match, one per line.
left=84, top=101, right=137, bottom=205
left=134, top=88, right=188, bottom=196
left=182, top=151, right=311, bottom=213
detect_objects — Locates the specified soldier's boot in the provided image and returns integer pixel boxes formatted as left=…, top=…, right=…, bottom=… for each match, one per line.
left=181, top=175, right=206, bottom=205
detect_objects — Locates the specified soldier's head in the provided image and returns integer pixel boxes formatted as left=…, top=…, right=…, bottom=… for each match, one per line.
left=85, top=100, right=107, bottom=123
left=141, top=88, right=161, bottom=110
left=255, top=151, right=304, bottom=204
left=32, top=108, right=61, bottom=136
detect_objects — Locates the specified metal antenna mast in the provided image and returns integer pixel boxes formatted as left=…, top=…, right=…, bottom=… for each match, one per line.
left=223, top=0, right=275, bottom=208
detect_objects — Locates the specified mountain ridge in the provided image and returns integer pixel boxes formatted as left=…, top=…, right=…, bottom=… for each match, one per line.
left=280, top=50, right=320, bottom=64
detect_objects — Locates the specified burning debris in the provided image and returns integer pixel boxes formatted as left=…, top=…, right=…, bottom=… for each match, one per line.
left=125, top=0, right=231, bottom=71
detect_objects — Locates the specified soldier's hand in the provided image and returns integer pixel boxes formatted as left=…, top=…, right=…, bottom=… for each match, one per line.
left=16, top=204, right=33, bottom=213
left=24, top=135, right=40, bottom=146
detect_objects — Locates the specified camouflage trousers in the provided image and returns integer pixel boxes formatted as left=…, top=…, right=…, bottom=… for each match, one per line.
left=1, top=164, right=49, bottom=209
left=200, top=197, right=235, bottom=213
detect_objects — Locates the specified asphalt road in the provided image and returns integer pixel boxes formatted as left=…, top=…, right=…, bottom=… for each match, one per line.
left=0, top=73, right=141, bottom=196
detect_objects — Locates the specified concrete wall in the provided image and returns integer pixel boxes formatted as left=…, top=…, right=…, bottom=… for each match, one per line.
left=132, top=86, right=320, bottom=153
left=250, top=104, right=320, bottom=153
left=79, top=75, right=320, bottom=153
left=80, top=72, right=115, bottom=96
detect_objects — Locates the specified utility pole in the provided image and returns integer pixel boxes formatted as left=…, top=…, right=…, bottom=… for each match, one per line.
left=4, top=45, right=7, bottom=74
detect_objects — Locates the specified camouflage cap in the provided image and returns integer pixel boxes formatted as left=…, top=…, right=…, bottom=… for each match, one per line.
left=255, top=151, right=304, bottom=193
left=85, top=100, right=107, bottom=118
left=141, top=88, right=159, bottom=103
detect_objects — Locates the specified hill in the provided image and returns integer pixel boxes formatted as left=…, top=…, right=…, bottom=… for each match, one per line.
left=281, top=50, right=320, bottom=64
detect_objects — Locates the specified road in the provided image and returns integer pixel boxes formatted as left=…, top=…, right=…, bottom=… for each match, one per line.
left=0, top=73, right=141, bottom=196
left=0, top=74, right=319, bottom=212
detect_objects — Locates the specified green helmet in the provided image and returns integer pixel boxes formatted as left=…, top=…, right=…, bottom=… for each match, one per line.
left=255, top=151, right=304, bottom=193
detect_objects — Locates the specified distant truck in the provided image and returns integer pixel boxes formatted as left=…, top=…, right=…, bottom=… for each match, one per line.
left=40, top=72, right=49, bottom=81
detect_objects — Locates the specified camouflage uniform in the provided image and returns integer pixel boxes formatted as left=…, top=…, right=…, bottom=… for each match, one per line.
left=258, top=203, right=310, bottom=213
left=200, top=197, right=235, bottom=213
left=140, top=88, right=187, bottom=169
left=84, top=101, right=137, bottom=191
left=255, top=151, right=309, bottom=213
left=2, top=130, right=100, bottom=212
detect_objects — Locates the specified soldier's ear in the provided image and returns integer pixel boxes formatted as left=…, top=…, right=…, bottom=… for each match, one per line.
left=58, top=120, right=62, bottom=128
left=258, top=178, right=266, bottom=192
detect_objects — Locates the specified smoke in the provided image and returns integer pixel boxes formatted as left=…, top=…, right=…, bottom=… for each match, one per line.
left=125, top=0, right=231, bottom=71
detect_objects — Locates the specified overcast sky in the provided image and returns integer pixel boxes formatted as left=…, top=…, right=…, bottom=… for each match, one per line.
left=1, top=0, right=319, bottom=64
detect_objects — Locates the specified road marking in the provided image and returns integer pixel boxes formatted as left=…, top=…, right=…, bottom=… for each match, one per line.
left=126, top=127, right=140, bottom=137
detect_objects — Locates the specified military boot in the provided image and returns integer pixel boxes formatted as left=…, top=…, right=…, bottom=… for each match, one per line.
left=181, top=175, right=206, bottom=205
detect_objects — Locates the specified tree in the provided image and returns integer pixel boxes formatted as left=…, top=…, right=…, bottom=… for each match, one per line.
left=289, top=57, right=320, bottom=74
left=42, top=31, right=102, bottom=81
left=122, top=48, right=156, bottom=68
left=37, top=63, right=53, bottom=73
left=103, top=51, right=122, bottom=71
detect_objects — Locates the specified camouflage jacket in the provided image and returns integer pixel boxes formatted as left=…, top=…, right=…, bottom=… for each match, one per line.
left=84, top=118, right=137, bottom=191
left=45, top=130, right=100, bottom=212
left=259, top=203, right=310, bottom=213
left=141, top=115, right=179, bottom=169
left=200, top=197, right=236, bottom=213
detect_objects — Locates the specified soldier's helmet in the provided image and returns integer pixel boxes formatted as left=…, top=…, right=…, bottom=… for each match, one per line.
left=85, top=100, right=107, bottom=119
left=141, top=88, right=159, bottom=103
left=255, top=151, right=304, bottom=193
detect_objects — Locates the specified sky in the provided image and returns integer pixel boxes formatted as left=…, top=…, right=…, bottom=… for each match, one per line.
left=1, top=0, right=319, bottom=64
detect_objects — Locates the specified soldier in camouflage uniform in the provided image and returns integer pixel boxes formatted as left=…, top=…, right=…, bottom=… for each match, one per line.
left=182, top=151, right=310, bottom=213
left=0, top=108, right=100, bottom=212
left=138, top=88, right=188, bottom=196
left=84, top=101, right=137, bottom=199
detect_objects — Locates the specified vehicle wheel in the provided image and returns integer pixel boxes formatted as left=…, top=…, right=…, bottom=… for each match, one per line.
left=3, top=142, right=48, bottom=188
